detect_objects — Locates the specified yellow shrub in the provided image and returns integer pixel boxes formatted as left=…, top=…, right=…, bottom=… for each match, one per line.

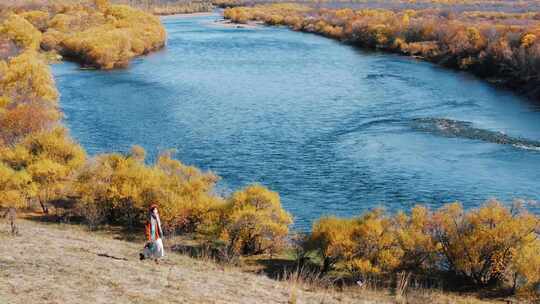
left=432, top=201, right=539, bottom=286
left=0, top=50, right=58, bottom=104
left=94, top=0, right=110, bottom=13
left=512, top=239, right=540, bottom=292
left=0, top=127, right=85, bottom=213
left=307, top=216, right=357, bottom=272
left=0, top=103, right=61, bottom=145
left=0, top=14, right=42, bottom=50
left=75, top=147, right=221, bottom=230
left=42, top=3, right=165, bottom=69
left=0, top=162, right=35, bottom=209
left=394, top=206, right=439, bottom=270
left=219, top=185, right=292, bottom=256
left=350, top=210, right=401, bottom=275
left=20, top=10, right=50, bottom=31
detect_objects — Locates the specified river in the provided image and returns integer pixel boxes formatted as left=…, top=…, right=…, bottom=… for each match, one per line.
left=53, top=14, right=540, bottom=229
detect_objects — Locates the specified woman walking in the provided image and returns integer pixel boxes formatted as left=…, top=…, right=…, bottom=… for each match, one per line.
left=140, top=204, right=165, bottom=264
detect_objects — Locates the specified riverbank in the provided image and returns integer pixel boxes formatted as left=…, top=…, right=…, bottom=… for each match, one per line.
left=159, top=11, right=262, bottom=29
left=160, top=11, right=216, bottom=18
left=223, top=4, right=540, bottom=101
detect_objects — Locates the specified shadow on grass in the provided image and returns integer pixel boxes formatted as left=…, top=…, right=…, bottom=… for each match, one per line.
left=23, top=211, right=146, bottom=243
left=247, top=257, right=304, bottom=278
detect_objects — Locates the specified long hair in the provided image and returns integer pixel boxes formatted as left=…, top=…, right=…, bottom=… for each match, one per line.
left=148, top=204, right=163, bottom=239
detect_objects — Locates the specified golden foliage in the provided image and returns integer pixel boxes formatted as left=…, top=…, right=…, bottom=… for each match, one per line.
left=218, top=185, right=292, bottom=256
left=42, top=4, right=166, bottom=69
left=0, top=3, right=538, bottom=300
left=304, top=201, right=540, bottom=291
left=432, top=201, right=540, bottom=286
left=0, top=161, right=35, bottom=209
left=0, top=103, right=60, bottom=145
left=0, top=127, right=85, bottom=212
left=307, top=216, right=357, bottom=272
left=521, top=33, right=537, bottom=48
left=19, top=10, right=50, bottom=31
left=0, top=49, right=59, bottom=145
left=0, top=14, right=42, bottom=50
left=0, top=50, right=58, bottom=104
left=512, top=238, right=540, bottom=292
left=74, top=147, right=221, bottom=229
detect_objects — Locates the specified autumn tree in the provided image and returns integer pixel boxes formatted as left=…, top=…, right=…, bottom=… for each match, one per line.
left=393, top=205, right=439, bottom=271
left=347, top=209, right=402, bottom=276
left=306, top=216, right=357, bottom=273
left=511, top=238, right=540, bottom=293
left=75, top=147, right=221, bottom=230
left=431, top=201, right=539, bottom=286
left=0, top=14, right=42, bottom=50
left=0, top=102, right=60, bottom=145
left=218, top=185, right=292, bottom=257
left=0, top=50, right=58, bottom=104
left=0, top=161, right=35, bottom=234
left=0, top=128, right=85, bottom=214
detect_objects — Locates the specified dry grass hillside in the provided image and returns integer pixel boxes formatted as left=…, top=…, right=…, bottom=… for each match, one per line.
left=0, top=219, right=372, bottom=304
left=0, top=218, right=514, bottom=304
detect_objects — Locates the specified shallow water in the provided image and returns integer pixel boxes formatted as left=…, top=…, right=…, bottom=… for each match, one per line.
left=53, top=14, right=540, bottom=229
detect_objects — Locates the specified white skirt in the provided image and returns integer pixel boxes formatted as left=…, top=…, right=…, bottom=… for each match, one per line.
left=144, top=238, right=165, bottom=259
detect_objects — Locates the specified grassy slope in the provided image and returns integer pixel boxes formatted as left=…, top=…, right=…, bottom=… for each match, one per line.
left=0, top=219, right=510, bottom=304
left=0, top=219, right=380, bottom=304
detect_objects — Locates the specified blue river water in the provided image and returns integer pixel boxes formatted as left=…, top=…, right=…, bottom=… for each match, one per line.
left=53, top=14, right=540, bottom=229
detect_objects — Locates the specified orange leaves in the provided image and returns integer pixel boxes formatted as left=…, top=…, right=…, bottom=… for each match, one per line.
left=0, top=103, right=60, bottom=145
left=308, top=210, right=402, bottom=275
left=0, top=161, right=34, bottom=209
left=305, top=201, right=539, bottom=290
left=0, top=47, right=60, bottom=147
left=224, top=8, right=249, bottom=24
left=0, top=127, right=86, bottom=213
left=432, top=201, right=540, bottom=286
left=512, top=239, right=540, bottom=293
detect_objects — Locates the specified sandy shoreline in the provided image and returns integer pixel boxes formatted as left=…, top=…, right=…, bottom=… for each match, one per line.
left=159, top=12, right=217, bottom=19
left=159, top=11, right=262, bottom=29
left=209, top=19, right=262, bottom=29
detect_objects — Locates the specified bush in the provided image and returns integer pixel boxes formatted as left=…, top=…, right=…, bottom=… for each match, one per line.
left=74, top=147, right=221, bottom=230
left=432, top=201, right=540, bottom=286
left=52, top=4, right=166, bottom=69
left=303, top=201, right=539, bottom=293
left=306, top=216, right=357, bottom=273
left=216, top=185, right=292, bottom=257
left=0, top=14, right=42, bottom=50
left=0, top=50, right=58, bottom=104
left=0, top=161, right=35, bottom=210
